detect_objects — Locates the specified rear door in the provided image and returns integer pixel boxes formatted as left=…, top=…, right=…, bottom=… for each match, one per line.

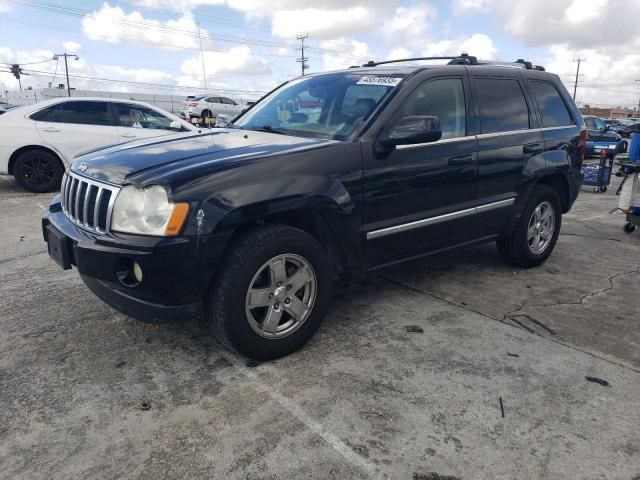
left=35, top=100, right=119, bottom=160
left=114, top=102, right=181, bottom=142
left=470, top=73, right=543, bottom=237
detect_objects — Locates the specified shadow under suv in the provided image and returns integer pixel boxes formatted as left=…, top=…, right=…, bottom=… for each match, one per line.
left=43, top=54, right=585, bottom=360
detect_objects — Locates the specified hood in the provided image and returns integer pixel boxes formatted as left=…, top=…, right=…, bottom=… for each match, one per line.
left=70, top=129, right=337, bottom=186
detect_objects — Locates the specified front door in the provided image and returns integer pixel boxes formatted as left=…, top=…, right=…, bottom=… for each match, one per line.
left=113, top=102, right=179, bottom=142
left=362, top=75, right=478, bottom=268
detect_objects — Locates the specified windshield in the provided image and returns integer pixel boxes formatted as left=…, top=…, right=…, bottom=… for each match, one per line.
left=232, top=72, right=404, bottom=140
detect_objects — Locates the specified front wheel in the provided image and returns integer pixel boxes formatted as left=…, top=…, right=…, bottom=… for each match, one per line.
left=497, top=185, right=562, bottom=268
left=205, top=225, right=333, bottom=360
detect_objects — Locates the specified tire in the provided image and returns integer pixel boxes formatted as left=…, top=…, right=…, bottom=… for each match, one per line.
left=200, top=110, right=211, bottom=127
left=13, top=149, right=63, bottom=193
left=204, top=224, right=333, bottom=360
left=497, top=185, right=562, bottom=268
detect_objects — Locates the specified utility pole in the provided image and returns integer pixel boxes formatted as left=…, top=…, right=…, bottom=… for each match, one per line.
left=296, top=33, right=309, bottom=76
left=635, top=80, right=640, bottom=116
left=53, top=53, right=79, bottom=97
left=572, top=58, right=586, bottom=101
left=196, top=21, right=207, bottom=90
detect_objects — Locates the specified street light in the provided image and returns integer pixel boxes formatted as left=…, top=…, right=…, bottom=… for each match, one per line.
left=53, top=53, right=79, bottom=97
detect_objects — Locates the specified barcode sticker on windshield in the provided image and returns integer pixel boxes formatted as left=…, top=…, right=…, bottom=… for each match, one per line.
left=357, top=76, right=402, bottom=87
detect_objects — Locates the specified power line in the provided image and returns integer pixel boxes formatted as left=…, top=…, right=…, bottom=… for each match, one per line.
left=9, top=0, right=371, bottom=60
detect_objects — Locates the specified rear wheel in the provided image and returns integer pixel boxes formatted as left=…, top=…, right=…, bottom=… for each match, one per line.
left=13, top=149, right=63, bottom=193
left=497, top=185, right=561, bottom=268
left=205, top=224, right=333, bottom=360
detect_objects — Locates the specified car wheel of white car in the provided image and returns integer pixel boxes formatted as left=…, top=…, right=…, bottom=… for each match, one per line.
left=13, top=149, right=63, bottom=193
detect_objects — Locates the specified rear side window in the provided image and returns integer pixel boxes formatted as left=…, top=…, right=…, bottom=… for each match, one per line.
left=528, top=81, right=574, bottom=127
left=62, top=101, right=113, bottom=126
left=475, top=78, right=530, bottom=134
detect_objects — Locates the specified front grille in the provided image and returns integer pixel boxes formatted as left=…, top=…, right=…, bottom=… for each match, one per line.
left=61, top=170, right=120, bottom=234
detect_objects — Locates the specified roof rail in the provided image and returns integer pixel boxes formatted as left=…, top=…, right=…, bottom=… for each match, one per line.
left=358, top=54, right=545, bottom=71
left=361, top=53, right=478, bottom=67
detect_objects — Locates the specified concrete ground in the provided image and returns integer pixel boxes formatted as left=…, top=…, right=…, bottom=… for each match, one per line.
left=1, top=173, right=639, bottom=480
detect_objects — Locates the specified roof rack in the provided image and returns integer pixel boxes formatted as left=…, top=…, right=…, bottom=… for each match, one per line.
left=358, top=53, right=545, bottom=71
left=361, top=53, right=478, bottom=67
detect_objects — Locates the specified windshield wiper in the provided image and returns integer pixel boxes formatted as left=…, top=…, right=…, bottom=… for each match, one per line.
left=246, top=125, right=289, bottom=135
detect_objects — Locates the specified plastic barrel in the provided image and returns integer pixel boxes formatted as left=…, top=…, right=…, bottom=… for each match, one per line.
left=629, top=133, right=640, bottom=163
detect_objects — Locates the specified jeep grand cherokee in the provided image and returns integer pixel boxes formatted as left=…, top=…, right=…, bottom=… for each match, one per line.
left=43, top=54, right=585, bottom=360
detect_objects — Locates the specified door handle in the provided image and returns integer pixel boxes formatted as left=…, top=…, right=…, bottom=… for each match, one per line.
left=121, top=133, right=137, bottom=138
left=447, top=154, right=474, bottom=166
left=42, top=127, right=60, bottom=133
left=523, top=143, right=543, bottom=154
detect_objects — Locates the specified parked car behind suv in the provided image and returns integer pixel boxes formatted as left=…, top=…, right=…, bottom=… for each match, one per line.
left=179, top=96, right=244, bottom=123
left=0, top=97, right=197, bottom=192
left=583, top=115, right=625, bottom=157
left=43, top=54, right=585, bottom=360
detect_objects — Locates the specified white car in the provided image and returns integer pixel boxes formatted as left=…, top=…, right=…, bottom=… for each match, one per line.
left=0, top=97, right=197, bottom=192
left=179, top=96, right=244, bottom=123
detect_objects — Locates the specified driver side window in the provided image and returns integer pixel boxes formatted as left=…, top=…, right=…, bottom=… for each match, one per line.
left=397, top=78, right=466, bottom=140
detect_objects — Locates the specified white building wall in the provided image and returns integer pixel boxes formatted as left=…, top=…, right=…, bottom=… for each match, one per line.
left=5, top=88, right=253, bottom=113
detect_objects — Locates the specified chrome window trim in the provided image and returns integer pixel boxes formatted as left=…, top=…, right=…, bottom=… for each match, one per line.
left=396, top=135, right=476, bottom=150
left=366, top=198, right=515, bottom=240
left=541, top=125, right=576, bottom=131
left=476, top=129, right=533, bottom=139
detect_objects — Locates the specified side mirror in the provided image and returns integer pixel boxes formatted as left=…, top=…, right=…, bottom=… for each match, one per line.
left=169, top=120, right=183, bottom=131
left=381, top=115, right=442, bottom=146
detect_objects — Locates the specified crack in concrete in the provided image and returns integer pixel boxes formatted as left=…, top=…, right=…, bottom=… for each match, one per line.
left=503, top=266, right=640, bottom=319
left=379, top=274, right=640, bottom=374
left=0, top=250, right=48, bottom=266
left=560, top=232, right=622, bottom=242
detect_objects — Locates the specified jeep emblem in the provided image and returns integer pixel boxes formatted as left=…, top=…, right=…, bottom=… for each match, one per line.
left=77, top=163, right=88, bottom=173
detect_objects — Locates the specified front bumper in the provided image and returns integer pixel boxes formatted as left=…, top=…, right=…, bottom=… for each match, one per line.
left=42, top=196, right=232, bottom=324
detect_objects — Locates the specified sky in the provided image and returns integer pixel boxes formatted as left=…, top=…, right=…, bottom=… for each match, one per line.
left=1, top=0, right=639, bottom=107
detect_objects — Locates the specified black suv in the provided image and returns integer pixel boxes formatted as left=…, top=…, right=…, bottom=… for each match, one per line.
left=42, top=55, right=585, bottom=359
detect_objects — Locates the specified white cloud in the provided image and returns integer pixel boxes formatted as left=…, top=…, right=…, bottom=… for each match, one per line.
left=180, top=46, right=271, bottom=82
left=271, top=7, right=374, bottom=39
left=320, top=38, right=370, bottom=71
left=383, top=5, right=436, bottom=47
left=421, top=34, right=496, bottom=59
left=82, top=3, right=216, bottom=50
left=0, top=0, right=11, bottom=12
left=545, top=45, right=640, bottom=108
left=387, top=47, right=412, bottom=60
left=62, top=41, right=82, bottom=53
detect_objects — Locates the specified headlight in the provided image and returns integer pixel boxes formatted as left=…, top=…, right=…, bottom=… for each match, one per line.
left=111, top=185, right=189, bottom=236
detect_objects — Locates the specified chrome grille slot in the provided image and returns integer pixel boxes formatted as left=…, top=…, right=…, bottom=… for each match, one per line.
left=60, top=170, right=120, bottom=234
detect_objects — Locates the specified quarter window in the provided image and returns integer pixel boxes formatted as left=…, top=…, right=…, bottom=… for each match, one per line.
left=528, top=81, right=574, bottom=127
left=31, top=104, right=63, bottom=122
left=476, top=78, right=530, bottom=134
left=397, top=78, right=466, bottom=139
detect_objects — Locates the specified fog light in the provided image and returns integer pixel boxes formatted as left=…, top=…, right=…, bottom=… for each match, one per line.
left=133, top=261, right=143, bottom=283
